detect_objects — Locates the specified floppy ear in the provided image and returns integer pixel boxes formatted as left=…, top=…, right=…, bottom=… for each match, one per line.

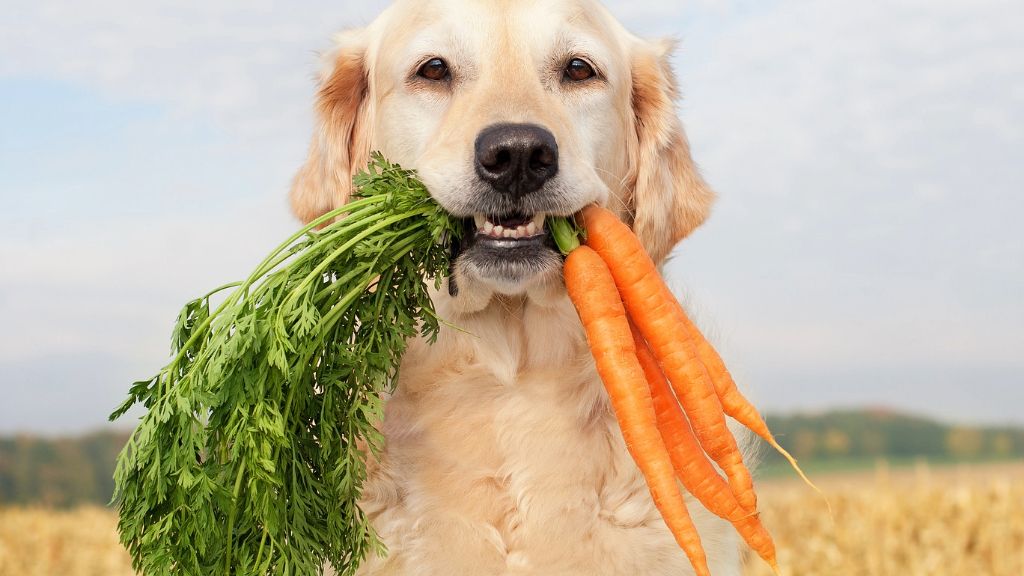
left=627, top=39, right=716, bottom=264
left=290, top=30, right=373, bottom=223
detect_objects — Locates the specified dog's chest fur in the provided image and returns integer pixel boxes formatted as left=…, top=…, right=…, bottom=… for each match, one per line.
left=356, top=295, right=740, bottom=576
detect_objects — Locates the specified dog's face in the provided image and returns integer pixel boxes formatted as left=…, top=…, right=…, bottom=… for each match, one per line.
left=291, top=0, right=715, bottom=307
left=373, top=0, right=625, bottom=296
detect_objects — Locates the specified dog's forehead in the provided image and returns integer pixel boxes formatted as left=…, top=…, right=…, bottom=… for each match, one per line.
left=377, top=0, right=622, bottom=66
left=387, top=0, right=602, bottom=21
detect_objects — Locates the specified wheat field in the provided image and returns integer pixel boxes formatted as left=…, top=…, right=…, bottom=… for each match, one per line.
left=1, top=462, right=1021, bottom=576
left=743, top=461, right=1024, bottom=576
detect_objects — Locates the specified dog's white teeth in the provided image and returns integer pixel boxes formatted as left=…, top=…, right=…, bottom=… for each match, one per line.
left=477, top=214, right=546, bottom=239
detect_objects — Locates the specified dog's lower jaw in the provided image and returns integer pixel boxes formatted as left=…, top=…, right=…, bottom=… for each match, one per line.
left=444, top=261, right=567, bottom=316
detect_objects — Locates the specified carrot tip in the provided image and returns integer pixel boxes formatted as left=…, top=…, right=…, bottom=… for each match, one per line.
left=769, top=438, right=834, bottom=520
left=769, top=559, right=781, bottom=576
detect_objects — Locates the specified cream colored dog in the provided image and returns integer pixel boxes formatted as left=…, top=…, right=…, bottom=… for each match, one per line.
left=292, top=1, right=741, bottom=574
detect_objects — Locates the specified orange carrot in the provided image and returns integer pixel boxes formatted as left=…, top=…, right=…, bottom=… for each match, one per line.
left=630, top=320, right=780, bottom=572
left=581, top=205, right=758, bottom=512
left=687, top=324, right=822, bottom=495
left=564, top=246, right=710, bottom=576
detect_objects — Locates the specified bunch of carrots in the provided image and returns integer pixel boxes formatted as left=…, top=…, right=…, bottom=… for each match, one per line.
left=554, top=206, right=818, bottom=576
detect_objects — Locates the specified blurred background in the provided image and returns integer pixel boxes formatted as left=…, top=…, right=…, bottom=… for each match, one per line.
left=1, top=0, right=1021, bottom=574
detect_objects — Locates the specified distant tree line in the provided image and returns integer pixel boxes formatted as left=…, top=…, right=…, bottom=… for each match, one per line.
left=763, top=409, right=1024, bottom=463
left=0, top=430, right=129, bottom=507
left=1, top=411, right=1022, bottom=506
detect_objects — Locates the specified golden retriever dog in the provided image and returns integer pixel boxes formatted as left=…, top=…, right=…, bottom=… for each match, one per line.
left=292, top=0, right=741, bottom=574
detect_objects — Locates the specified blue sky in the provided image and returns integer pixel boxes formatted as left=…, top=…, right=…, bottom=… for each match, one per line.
left=1, top=0, right=1022, bottom=433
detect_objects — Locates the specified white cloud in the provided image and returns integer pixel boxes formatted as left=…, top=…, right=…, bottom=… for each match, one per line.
left=0, top=0, right=391, bottom=139
left=667, top=0, right=1024, bottom=374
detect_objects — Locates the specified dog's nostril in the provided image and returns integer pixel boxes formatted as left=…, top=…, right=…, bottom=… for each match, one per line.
left=479, top=148, right=512, bottom=173
left=474, top=123, right=559, bottom=200
left=530, top=147, right=556, bottom=172
left=493, top=150, right=512, bottom=171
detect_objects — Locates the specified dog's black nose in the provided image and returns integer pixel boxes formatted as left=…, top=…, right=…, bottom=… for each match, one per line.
left=474, top=123, right=558, bottom=200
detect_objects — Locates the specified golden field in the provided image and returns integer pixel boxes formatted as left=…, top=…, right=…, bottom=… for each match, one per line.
left=744, top=461, right=1024, bottom=576
left=0, top=461, right=1021, bottom=576
left=0, top=505, right=133, bottom=576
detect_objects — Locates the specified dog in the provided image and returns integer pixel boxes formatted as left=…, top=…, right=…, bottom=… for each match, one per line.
left=291, top=1, right=741, bottom=574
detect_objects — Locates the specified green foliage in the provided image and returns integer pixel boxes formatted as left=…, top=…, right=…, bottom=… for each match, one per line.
left=0, top=431, right=128, bottom=507
left=108, top=154, right=462, bottom=576
left=763, top=409, right=1024, bottom=464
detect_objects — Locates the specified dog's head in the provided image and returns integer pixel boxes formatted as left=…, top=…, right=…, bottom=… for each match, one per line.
left=291, top=0, right=714, bottom=309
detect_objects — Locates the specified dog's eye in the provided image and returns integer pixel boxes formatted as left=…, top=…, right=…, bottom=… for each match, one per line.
left=417, top=58, right=450, bottom=82
left=564, top=58, right=596, bottom=82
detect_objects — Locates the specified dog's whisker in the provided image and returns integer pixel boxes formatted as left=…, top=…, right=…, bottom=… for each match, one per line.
left=591, top=166, right=636, bottom=221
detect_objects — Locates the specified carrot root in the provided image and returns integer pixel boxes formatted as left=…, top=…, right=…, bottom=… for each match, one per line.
left=631, top=320, right=780, bottom=570
left=566, top=204, right=829, bottom=575
left=565, top=246, right=712, bottom=576
left=581, top=204, right=758, bottom=513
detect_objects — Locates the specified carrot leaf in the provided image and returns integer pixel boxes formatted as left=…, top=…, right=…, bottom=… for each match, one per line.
left=109, top=153, right=461, bottom=575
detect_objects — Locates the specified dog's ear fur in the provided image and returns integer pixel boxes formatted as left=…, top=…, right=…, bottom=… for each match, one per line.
left=290, top=30, right=373, bottom=223
left=627, top=39, right=715, bottom=263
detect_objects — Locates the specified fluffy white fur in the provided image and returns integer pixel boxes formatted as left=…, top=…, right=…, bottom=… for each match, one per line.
left=293, top=1, right=743, bottom=574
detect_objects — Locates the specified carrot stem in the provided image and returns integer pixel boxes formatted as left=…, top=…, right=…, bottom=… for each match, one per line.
left=549, top=216, right=583, bottom=255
